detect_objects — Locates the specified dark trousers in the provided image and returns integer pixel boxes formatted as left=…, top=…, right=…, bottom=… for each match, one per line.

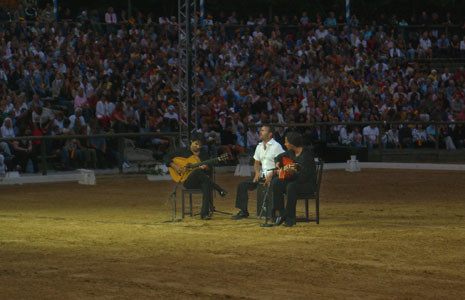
left=271, top=177, right=313, bottom=220
left=235, top=173, right=260, bottom=212
left=184, top=169, right=221, bottom=217
left=13, top=150, right=38, bottom=173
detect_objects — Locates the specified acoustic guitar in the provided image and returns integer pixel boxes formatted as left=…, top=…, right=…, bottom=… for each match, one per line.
left=278, top=156, right=299, bottom=179
left=169, top=153, right=230, bottom=183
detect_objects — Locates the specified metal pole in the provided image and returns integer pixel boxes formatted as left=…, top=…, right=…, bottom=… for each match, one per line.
left=200, top=0, right=204, bottom=28
left=346, top=0, right=350, bottom=25
left=41, top=140, right=47, bottom=175
left=378, top=123, right=383, bottom=157
left=53, top=0, right=58, bottom=21
left=118, top=137, right=124, bottom=174
left=186, top=0, right=192, bottom=144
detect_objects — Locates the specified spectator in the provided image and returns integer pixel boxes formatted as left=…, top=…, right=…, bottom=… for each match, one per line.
left=452, top=123, right=465, bottom=148
left=105, top=7, right=117, bottom=24
left=12, top=127, right=38, bottom=173
left=419, top=31, right=433, bottom=58
left=246, top=126, right=260, bottom=151
left=399, top=125, right=413, bottom=148
left=163, top=105, right=179, bottom=121
left=363, top=123, right=379, bottom=149
left=350, top=126, right=363, bottom=147
left=324, top=11, right=337, bottom=28
left=412, top=124, right=428, bottom=147
left=383, top=125, right=400, bottom=148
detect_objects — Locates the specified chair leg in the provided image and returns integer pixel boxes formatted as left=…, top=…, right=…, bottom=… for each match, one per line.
left=316, top=195, right=320, bottom=224
left=189, top=194, right=193, bottom=217
left=305, top=198, right=309, bottom=221
left=181, top=191, right=185, bottom=219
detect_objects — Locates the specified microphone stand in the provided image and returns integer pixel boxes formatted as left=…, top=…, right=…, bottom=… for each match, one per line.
left=259, top=168, right=277, bottom=228
left=163, top=171, right=188, bottom=223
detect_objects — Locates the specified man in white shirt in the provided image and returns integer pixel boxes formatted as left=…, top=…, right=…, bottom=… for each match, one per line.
left=1, top=118, right=15, bottom=138
left=246, top=126, right=260, bottom=149
left=232, top=126, right=284, bottom=219
left=164, top=105, right=179, bottom=121
left=0, top=117, right=14, bottom=157
left=69, top=108, right=86, bottom=129
left=363, top=124, right=379, bottom=149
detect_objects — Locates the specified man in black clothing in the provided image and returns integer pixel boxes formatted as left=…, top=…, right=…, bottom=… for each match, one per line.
left=399, top=125, right=413, bottom=148
left=271, top=132, right=316, bottom=227
left=163, top=136, right=228, bottom=220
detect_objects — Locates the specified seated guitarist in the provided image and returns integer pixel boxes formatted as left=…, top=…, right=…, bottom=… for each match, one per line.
left=271, top=131, right=317, bottom=227
left=163, top=134, right=228, bottom=220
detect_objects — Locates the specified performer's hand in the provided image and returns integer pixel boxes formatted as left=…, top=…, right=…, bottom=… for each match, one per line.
left=172, top=164, right=184, bottom=174
left=253, top=173, right=261, bottom=183
left=275, top=162, right=281, bottom=169
left=199, top=165, right=208, bottom=170
left=287, top=164, right=297, bottom=172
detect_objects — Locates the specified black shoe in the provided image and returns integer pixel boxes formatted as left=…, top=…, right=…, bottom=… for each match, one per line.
left=270, top=210, right=277, bottom=223
left=283, top=218, right=295, bottom=227
left=201, top=215, right=211, bottom=220
left=231, top=210, right=249, bottom=220
left=219, top=189, right=229, bottom=197
left=274, top=215, right=285, bottom=226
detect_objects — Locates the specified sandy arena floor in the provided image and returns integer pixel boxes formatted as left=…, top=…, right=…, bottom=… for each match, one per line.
left=1, top=169, right=465, bottom=299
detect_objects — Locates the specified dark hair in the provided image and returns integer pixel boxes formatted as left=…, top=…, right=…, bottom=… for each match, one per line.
left=190, top=133, right=203, bottom=144
left=285, top=131, right=303, bottom=147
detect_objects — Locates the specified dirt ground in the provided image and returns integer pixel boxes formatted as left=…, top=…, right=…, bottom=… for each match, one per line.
left=1, top=169, right=465, bottom=300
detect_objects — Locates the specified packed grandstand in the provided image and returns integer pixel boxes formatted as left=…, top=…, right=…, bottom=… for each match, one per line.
left=1, top=1, right=465, bottom=173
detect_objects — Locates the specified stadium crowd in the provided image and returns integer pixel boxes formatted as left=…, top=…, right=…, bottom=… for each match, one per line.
left=1, top=1, right=465, bottom=174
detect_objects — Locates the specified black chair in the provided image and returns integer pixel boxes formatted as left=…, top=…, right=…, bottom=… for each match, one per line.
left=181, top=188, right=203, bottom=218
left=180, top=167, right=231, bottom=218
left=296, top=159, right=324, bottom=224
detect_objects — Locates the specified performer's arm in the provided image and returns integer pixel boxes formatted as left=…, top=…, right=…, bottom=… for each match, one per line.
left=294, top=149, right=316, bottom=183
left=253, top=160, right=261, bottom=182
left=163, top=148, right=186, bottom=173
left=274, top=151, right=287, bottom=168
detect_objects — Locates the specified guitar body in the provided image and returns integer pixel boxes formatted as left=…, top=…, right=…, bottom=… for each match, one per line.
left=169, top=155, right=201, bottom=183
left=279, top=156, right=296, bottom=180
left=168, top=153, right=230, bottom=183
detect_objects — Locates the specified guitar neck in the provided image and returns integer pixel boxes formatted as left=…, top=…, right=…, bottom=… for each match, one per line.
left=188, top=157, right=219, bottom=169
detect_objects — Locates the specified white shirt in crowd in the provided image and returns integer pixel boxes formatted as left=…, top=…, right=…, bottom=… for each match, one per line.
left=163, top=111, right=179, bottom=121
left=419, top=36, right=432, bottom=50
left=105, top=12, right=117, bottom=24
left=460, top=39, right=465, bottom=51
left=339, top=127, right=350, bottom=144
left=53, top=119, right=64, bottom=132
left=96, top=100, right=115, bottom=118
left=413, top=128, right=427, bottom=142
left=363, top=125, right=379, bottom=142
left=1, top=124, right=15, bottom=138
left=69, top=114, right=86, bottom=129
left=253, top=138, right=285, bottom=177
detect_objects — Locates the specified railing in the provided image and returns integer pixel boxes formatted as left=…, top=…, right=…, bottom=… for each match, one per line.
left=0, top=132, right=178, bottom=175
left=245, top=121, right=465, bottom=154
left=2, top=121, right=465, bottom=176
